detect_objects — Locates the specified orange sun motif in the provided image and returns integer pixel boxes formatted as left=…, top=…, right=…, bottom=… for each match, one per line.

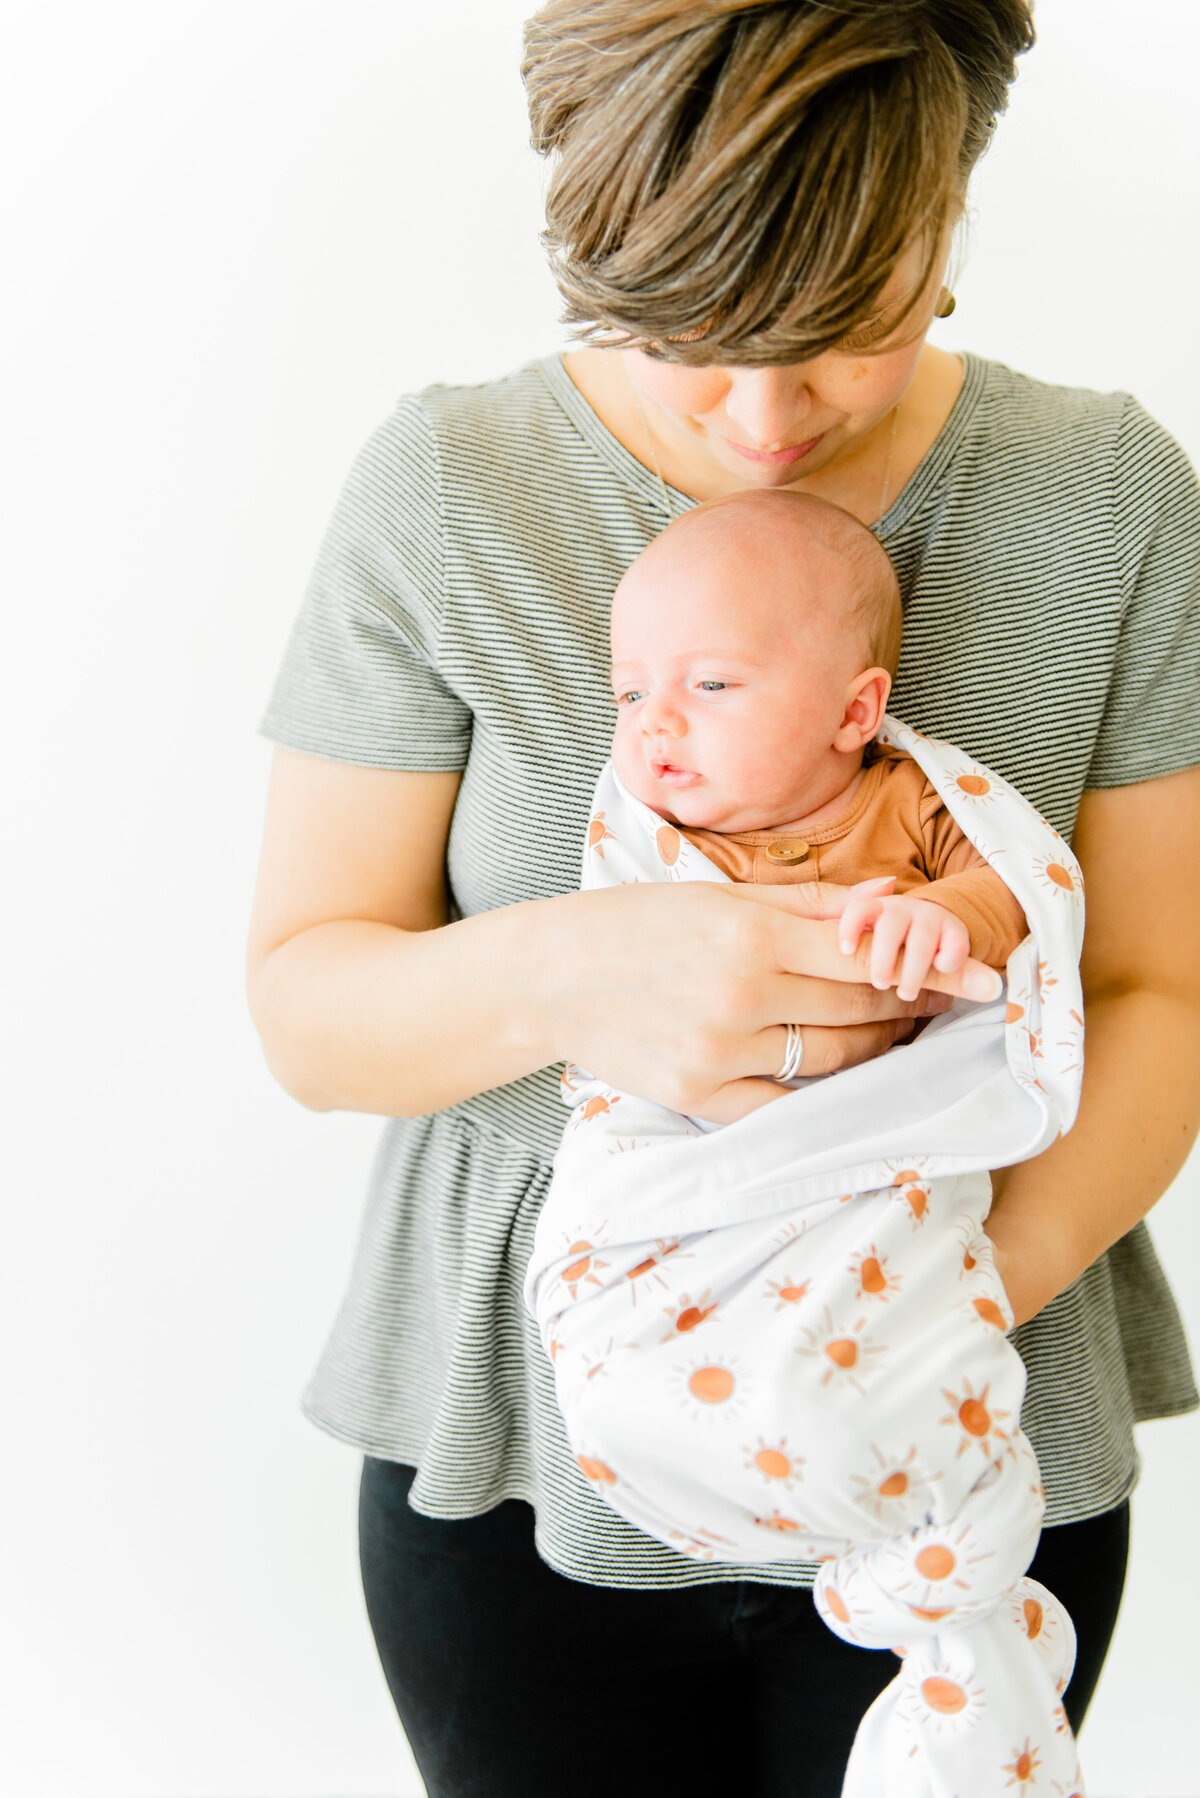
left=580, top=1337, right=616, bottom=1382
left=558, top=1239, right=608, bottom=1300
left=1002, top=1739, right=1042, bottom=1789
left=891, top=1519, right=994, bottom=1614
left=765, top=1274, right=811, bottom=1310
left=576, top=1452, right=617, bottom=1486
left=848, top=1244, right=902, bottom=1302
left=849, top=1444, right=939, bottom=1522
left=668, top=1525, right=737, bottom=1561
left=885, top=1160, right=931, bottom=1188
left=953, top=1218, right=993, bottom=1282
left=625, top=1251, right=669, bottom=1302
left=1004, top=1585, right=1064, bottom=1660
left=674, top=1354, right=749, bottom=1420
left=662, top=1290, right=718, bottom=1339
left=653, top=822, right=692, bottom=879
left=753, top=1508, right=809, bottom=1538
left=951, top=767, right=1001, bottom=805
left=1032, top=855, right=1082, bottom=898
left=897, top=1663, right=987, bottom=1735
left=745, top=1437, right=804, bottom=1490
left=625, top=1237, right=686, bottom=1306
left=578, top=1090, right=621, bottom=1124
left=917, top=1672, right=986, bottom=1731
left=587, top=812, right=617, bottom=858
left=891, top=1180, right=931, bottom=1228
left=770, top=1216, right=807, bottom=1252
left=971, top=1293, right=1011, bottom=1331
left=939, top=1378, right=1013, bottom=1459
left=797, top=1309, right=886, bottom=1393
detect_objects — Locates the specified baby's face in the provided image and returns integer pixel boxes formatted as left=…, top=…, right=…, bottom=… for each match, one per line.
left=610, top=525, right=871, bottom=832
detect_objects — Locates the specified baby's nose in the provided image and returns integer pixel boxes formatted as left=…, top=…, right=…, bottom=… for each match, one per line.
left=641, top=697, right=687, bottom=736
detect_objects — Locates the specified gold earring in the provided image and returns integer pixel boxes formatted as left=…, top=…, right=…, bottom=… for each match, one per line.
left=934, top=286, right=957, bottom=319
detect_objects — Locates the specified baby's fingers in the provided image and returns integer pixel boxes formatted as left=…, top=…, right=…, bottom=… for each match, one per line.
left=933, top=916, right=972, bottom=974
left=895, top=913, right=947, bottom=1001
left=867, top=907, right=913, bottom=991
left=838, top=895, right=884, bottom=955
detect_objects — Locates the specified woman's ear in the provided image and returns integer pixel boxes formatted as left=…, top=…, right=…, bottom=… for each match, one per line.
left=833, top=667, right=892, bottom=750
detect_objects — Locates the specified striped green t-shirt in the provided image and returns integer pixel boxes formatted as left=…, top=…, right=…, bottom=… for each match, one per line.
left=259, top=350, right=1199, bottom=1587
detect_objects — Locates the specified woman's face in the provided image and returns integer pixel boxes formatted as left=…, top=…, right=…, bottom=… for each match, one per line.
left=620, top=241, right=947, bottom=489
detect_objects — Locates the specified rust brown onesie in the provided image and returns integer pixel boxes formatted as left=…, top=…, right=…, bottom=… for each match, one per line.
left=679, top=743, right=1028, bottom=968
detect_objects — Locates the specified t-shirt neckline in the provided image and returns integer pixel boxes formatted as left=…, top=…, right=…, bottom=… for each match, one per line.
left=537, top=349, right=991, bottom=537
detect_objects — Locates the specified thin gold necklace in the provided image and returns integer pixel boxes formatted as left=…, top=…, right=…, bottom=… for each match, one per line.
left=630, top=366, right=900, bottom=529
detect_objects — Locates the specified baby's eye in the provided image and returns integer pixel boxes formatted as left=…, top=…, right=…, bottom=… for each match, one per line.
left=698, top=680, right=728, bottom=692
left=616, top=689, right=646, bottom=706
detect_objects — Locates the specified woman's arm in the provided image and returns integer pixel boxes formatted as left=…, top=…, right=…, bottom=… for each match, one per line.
left=985, top=764, right=1200, bottom=1326
left=246, top=748, right=994, bottom=1118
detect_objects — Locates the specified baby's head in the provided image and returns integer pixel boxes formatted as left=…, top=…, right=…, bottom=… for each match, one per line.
left=610, top=490, right=902, bottom=832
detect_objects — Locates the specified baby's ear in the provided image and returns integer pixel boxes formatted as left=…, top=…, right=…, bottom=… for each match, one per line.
left=834, top=667, right=892, bottom=749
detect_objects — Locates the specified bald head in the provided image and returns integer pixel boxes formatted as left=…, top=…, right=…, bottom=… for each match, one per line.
left=627, top=489, right=902, bottom=678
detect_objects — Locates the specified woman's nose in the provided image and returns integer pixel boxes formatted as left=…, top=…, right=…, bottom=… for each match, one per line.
left=722, top=367, right=814, bottom=449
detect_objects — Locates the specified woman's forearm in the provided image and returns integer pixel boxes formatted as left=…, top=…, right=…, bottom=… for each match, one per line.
left=247, top=878, right=990, bottom=1122
left=987, top=987, right=1200, bottom=1326
left=248, top=902, right=567, bottom=1116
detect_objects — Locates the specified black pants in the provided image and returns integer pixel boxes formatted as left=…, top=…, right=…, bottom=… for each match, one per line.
left=359, top=1457, right=1128, bottom=1798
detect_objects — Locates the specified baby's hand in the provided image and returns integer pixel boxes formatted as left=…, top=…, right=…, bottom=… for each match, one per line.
left=837, top=878, right=975, bottom=1003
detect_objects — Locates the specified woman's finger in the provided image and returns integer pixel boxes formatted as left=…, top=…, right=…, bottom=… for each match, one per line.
left=756, top=968, right=950, bottom=1030
left=765, top=911, right=1003, bottom=1003
left=726, top=879, right=892, bottom=924
left=750, top=1018, right=914, bottom=1081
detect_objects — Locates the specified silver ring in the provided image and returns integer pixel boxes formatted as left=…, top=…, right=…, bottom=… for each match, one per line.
left=775, top=1023, right=804, bottom=1082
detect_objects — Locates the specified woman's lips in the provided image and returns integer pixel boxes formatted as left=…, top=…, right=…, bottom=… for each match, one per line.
left=722, top=433, right=824, bottom=466
left=652, top=760, right=702, bottom=788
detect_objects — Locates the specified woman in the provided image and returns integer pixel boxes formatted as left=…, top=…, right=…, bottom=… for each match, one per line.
left=246, top=3, right=1200, bottom=1794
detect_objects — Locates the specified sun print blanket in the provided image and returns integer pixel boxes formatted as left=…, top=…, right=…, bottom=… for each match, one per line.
left=524, top=717, right=1088, bottom=1798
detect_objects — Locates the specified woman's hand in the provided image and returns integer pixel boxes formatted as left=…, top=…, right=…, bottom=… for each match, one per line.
left=247, top=752, right=1002, bottom=1121
left=545, top=875, right=1003, bottom=1123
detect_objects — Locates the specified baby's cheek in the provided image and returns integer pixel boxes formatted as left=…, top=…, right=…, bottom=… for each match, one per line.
left=611, top=720, right=655, bottom=807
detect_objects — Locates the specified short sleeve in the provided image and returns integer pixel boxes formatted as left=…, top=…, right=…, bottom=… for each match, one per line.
left=1087, top=399, right=1200, bottom=788
left=257, top=396, right=472, bottom=770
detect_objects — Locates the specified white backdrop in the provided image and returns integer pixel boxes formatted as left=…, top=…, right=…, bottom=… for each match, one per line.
left=4, top=4, right=1197, bottom=1795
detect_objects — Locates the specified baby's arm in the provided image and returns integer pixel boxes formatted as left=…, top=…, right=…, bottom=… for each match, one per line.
left=838, top=856, right=1027, bottom=1002
left=837, top=882, right=987, bottom=1002
left=920, top=794, right=1029, bottom=967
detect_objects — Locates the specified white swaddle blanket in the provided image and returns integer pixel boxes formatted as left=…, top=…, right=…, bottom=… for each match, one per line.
left=525, top=717, right=1088, bottom=1798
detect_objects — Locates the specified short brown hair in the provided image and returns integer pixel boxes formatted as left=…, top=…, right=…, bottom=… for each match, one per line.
left=523, top=0, right=1035, bottom=365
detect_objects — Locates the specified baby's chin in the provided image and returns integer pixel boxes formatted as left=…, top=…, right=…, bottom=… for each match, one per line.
left=613, top=757, right=757, bottom=830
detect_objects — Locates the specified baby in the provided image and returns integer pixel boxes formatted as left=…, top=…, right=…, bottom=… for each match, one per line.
left=524, top=490, right=1087, bottom=1795
left=608, top=488, right=1027, bottom=1120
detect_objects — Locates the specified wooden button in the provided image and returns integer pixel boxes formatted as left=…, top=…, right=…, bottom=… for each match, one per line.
left=764, top=839, right=809, bottom=864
